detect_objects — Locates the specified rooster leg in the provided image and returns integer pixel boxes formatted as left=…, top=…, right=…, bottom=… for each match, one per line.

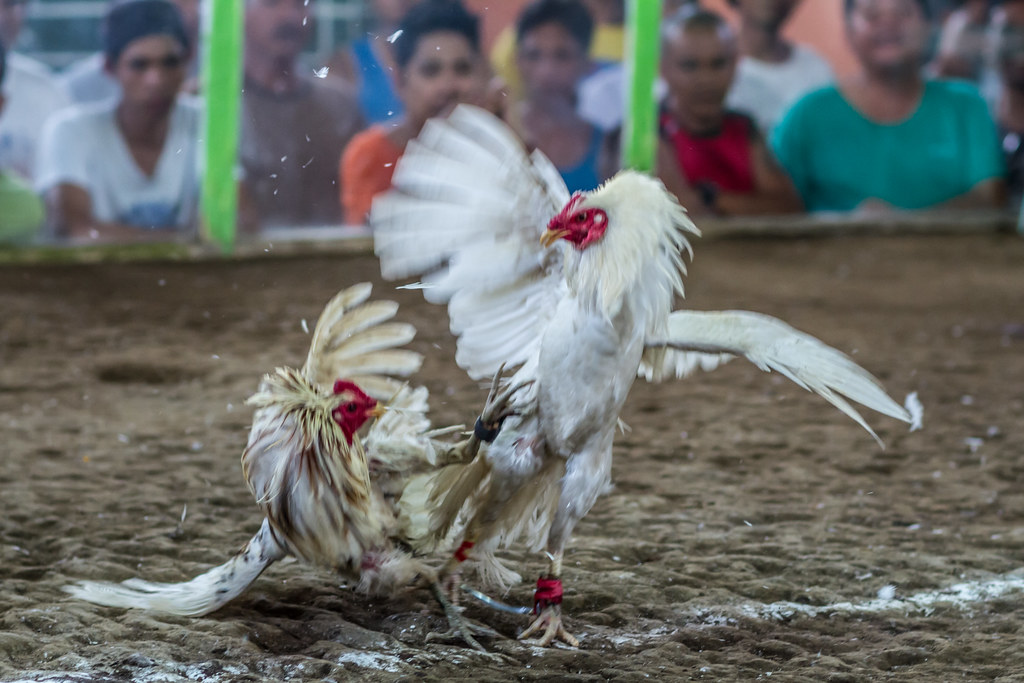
left=519, top=451, right=603, bottom=648
left=441, top=372, right=534, bottom=467
left=437, top=531, right=480, bottom=605
left=425, top=578, right=502, bottom=652
left=518, top=550, right=579, bottom=647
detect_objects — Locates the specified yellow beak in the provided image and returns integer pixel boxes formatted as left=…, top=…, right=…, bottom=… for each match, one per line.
left=369, top=404, right=387, bottom=419
left=540, top=228, right=569, bottom=248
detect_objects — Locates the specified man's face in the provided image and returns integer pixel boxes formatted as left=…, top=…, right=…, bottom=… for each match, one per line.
left=398, top=30, right=482, bottom=124
left=845, top=0, right=928, bottom=76
left=245, top=0, right=313, bottom=62
left=661, top=24, right=737, bottom=121
left=0, top=0, right=28, bottom=50
left=516, top=22, right=589, bottom=101
left=110, top=34, right=187, bottom=112
left=733, top=0, right=800, bottom=32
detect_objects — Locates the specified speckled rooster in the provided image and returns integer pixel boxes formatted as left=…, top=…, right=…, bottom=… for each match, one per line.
left=64, top=282, right=519, bottom=650
left=371, top=105, right=920, bottom=647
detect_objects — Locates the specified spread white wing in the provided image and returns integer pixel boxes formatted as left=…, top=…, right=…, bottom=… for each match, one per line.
left=643, top=310, right=914, bottom=446
left=371, top=105, right=570, bottom=383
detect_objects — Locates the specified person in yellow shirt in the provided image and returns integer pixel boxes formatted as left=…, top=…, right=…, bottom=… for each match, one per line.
left=491, top=0, right=625, bottom=99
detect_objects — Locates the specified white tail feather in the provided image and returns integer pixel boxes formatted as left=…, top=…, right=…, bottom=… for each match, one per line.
left=63, top=519, right=286, bottom=617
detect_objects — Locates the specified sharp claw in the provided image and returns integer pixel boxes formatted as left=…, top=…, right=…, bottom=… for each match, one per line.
left=485, top=380, right=533, bottom=419
left=558, top=625, right=580, bottom=648
left=430, top=580, right=497, bottom=652
left=518, top=605, right=579, bottom=648
left=518, top=617, right=543, bottom=641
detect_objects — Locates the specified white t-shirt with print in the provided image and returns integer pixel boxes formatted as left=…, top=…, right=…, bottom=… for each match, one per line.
left=726, top=44, right=835, bottom=137
left=0, top=52, right=70, bottom=181
left=35, top=98, right=200, bottom=232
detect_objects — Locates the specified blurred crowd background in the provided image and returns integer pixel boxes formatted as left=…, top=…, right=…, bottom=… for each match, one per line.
left=0, top=0, right=1020, bottom=245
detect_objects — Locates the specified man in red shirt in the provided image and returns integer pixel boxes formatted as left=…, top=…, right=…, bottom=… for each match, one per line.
left=657, top=5, right=801, bottom=216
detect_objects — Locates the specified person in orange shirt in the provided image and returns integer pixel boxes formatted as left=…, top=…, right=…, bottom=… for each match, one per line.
left=339, top=0, right=487, bottom=225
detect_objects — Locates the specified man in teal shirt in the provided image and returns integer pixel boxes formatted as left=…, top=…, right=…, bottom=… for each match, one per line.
left=771, top=0, right=1005, bottom=214
left=0, top=40, right=43, bottom=243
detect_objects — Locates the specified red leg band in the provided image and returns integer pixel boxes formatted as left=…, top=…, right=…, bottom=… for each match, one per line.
left=533, top=576, right=563, bottom=614
left=453, top=540, right=475, bottom=563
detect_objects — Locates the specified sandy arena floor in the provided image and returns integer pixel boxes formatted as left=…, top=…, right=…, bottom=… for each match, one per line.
left=1, top=232, right=1022, bottom=682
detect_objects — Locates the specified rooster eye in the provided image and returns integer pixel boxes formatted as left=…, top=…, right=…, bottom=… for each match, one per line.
left=575, top=213, right=586, bottom=222
left=346, top=403, right=357, bottom=413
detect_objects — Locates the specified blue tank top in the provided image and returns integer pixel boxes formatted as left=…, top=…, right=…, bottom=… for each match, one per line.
left=351, top=37, right=404, bottom=124
left=558, top=126, right=604, bottom=194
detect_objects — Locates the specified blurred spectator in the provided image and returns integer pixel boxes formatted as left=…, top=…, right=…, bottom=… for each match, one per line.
left=240, top=0, right=363, bottom=229
left=514, top=0, right=612, bottom=193
left=771, top=0, right=1004, bottom=213
left=61, top=0, right=200, bottom=105
left=35, top=0, right=198, bottom=242
left=490, top=0, right=625, bottom=101
left=657, top=6, right=801, bottom=216
left=932, top=0, right=993, bottom=80
left=340, top=0, right=485, bottom=225
left=0, top=0, right=70, bottom=181
left=327, top=0, right=420, bottom=124
left=0, top=38, right=44, bottom=242
left=577, top=0, right=688, bottom=131
left=724, top=0, right=834, bottom=136
left=581, top=0, right=625, bottom=66
left=931, top=0, right=1003, bottom=110
left=994, top=0, right=1024, bottom=206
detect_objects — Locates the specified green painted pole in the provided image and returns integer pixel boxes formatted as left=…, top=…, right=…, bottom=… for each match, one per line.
left=199, top=0, right=244, bottom=252
left=622, top=0, right=662, bottom=173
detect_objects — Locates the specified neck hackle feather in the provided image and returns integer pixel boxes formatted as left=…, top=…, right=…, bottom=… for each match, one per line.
left=565, top=170, right=699, bottom=334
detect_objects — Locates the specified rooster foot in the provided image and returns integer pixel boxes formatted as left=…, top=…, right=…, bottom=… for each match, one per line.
left=518, top=604, right=579, bottom=648
left=428, top=581, right=500, bottom=652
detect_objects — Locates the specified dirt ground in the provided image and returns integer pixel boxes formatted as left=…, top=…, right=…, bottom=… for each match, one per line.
left=1, top=232, right=1022, bottom=682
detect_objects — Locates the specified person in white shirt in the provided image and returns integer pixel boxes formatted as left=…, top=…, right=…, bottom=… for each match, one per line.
left=576, top=0, right=688, bottom=132
left=0, top=0, right=70, bottom=181
left=724, top=0, right=834, bottom=136
left=35, top=0, right=198, bottom=242
left=61, top=0, right=201, bottom=105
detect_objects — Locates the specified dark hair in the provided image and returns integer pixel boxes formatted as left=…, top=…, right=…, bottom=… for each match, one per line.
left=844, top=0, right=931, bottom=19
left=515, top=0, right=594, bottom=51
left=103, top=0, right=190, bottom=65
left=392, top=0, right=481, bottom=69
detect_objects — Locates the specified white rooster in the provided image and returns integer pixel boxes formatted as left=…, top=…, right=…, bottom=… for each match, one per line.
left=371, top=105, right=918, bottom=647
left=64, top=282, right=519, bottom=650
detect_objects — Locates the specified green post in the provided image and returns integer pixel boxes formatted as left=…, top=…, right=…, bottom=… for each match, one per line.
left=200, top=0, right=244, bottom=251
left=622, top=0, right=662, bottom=173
